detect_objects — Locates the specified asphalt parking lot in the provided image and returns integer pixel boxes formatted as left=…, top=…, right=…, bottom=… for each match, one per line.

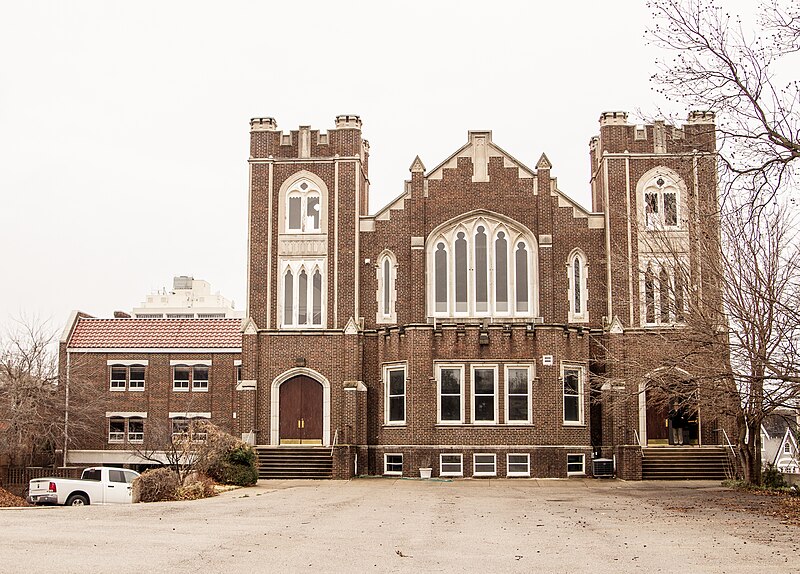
left=1, top=478, right=796, bottom=573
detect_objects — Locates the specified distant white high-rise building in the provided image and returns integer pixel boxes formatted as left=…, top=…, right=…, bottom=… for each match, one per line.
left=132, top=276, right=243, bottom=318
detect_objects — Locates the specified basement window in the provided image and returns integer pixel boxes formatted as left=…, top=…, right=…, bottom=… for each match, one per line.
left=567, top=453, right=585, bottom=476
left=384, top=453, right=403, bottom=475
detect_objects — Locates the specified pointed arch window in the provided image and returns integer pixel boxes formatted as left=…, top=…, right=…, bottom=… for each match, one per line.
left=567, top=249, right=588, bottom=323
left=427, top=215, right=537, bottom=319
left=641, top=261, right=686, bottom=326
left=377, top=251, right=397, bottom=324
left=285, top=180, right=322, bottom=233
left=641, top=173, right=682, bottom=230
left=280, top=259, right=326, bottom=328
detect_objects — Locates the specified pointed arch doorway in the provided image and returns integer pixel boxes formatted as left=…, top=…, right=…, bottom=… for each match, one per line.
left=270, top=368, right=331, bottom=446
left=639, top=370, right=701, bottom=446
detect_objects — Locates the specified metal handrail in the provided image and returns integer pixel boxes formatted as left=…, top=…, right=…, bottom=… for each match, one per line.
left=330, top=428, right=338, bottom=457
left=633, top=429, right=642, bottom=447
left=719, top=428, right=737, bottom=458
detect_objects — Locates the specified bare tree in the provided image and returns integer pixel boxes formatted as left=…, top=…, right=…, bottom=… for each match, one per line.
left=0, top=317, right=104, bottom=468
left=648, top=0, right=800, bottom=203
left=0, top=317, right=61, bottom=466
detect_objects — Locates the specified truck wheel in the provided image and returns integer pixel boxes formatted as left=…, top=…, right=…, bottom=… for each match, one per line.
left=66, top=494, right=89, bottom=506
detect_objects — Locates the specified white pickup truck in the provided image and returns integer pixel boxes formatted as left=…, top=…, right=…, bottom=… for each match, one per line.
left=27, top=467, right=140, bottom=506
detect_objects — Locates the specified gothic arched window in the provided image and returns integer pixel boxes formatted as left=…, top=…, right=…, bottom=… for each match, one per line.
left=428, top=214, right=537, bottom=319
left=376, top=250, right=397, bottom=324
left=280, top=260, right=325, bottom=328
left=567, top=249, right=588, bottom=323
left=285, top=179, right=322, bottom=233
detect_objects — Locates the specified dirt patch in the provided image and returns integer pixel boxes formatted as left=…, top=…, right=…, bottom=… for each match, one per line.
left=0, top=486, right=31, bottom=507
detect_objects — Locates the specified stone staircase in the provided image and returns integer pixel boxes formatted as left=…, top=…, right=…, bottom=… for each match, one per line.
left=255, top=446, right=333, bottom=479
left=641, top=446, right=732, bottom=480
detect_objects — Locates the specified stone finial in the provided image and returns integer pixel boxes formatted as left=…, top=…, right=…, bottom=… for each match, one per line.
left=409, top=155, right=426, bottom=173
left=687, top=110, right=716, bottom=124
left=536, top=153, right=552, bottom=170
left=250, top=117, right=278, bottom=131
left=335, top=115, right=362, bottom=129
left=599, top=111, right=629, bottom=126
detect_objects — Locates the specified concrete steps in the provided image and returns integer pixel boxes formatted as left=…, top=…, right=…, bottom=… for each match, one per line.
left=255, top=446, right=332, bottom=479
left=642, top=446, right=731, bottom=480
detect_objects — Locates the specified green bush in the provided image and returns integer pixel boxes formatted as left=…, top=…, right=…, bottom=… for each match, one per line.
left=763, top=465, right=788, bottom=489
left=135, top=467, right=179, bottom=502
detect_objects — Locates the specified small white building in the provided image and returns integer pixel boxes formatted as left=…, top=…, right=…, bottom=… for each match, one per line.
left=132, top=276, right=244, bottom=319
left=761, top=411, right=800, bottom=474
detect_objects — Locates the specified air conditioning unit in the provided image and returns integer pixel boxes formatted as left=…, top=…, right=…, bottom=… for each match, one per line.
left=592, top=458, right=614, bottom=478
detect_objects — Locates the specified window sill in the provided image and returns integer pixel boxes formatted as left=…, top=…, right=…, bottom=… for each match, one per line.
left=440, top=473, right=463, bottom=478
left=507, top=473, right=531, bottom=478
left=562, top=422, right=586, bottom=427
left=128, top=387, right=145, bottom=392
left=473, top=473, right=497, bottom=477
left=192, top=387, right=209, bottom=392
left=567, top=472, right=586, bottom=477
left=383, top=472, right=402, bottom=476
left=109, top=387, right=125, bottom=392
left=383, top=423, right=406, bottom=428
left=173, top=388, right=190, bottom=392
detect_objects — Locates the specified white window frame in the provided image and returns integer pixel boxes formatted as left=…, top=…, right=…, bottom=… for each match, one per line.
left=384, top=453, right=403, bottom=476
left=108, top=418, right=125, bottom=443
left=504, top=364, right=533, bottom=424
left=506, top=453, right=530, bottom=477
left=561, top=363, right=585, bottom=426
left=567, top=453, right=586, bottom=476
left=128, top=365, right=146, bottom=391
left=567, top=249, right=589, bottom=323
left=383, top=363, right=406, bottom=426
left=473, top=453, right=497, bottom=477
left=376, top=250, right=398, bottom=324
left=471, top=364, right=498, bottom=424
left=192, top=365, right=209, bottom=392
left=285, top=180, right=322, bottom=233
left=439, top=453, right=463, bottom=477
left=437, top=364, right=465, bottom=424
left=109, top=365, right=127, bottom=391
left=426, top=215, right=538, bottom=320
left=640, top=260, right=687, bottom=327
left=127, top=418, right=144, bottom=444
left=172, top=365, right=191, bottom=392
left=279, top=258, right=327, bottom=329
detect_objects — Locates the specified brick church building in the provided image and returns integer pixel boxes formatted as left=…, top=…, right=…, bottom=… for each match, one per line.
left=60, top=111, right=733, bottom=479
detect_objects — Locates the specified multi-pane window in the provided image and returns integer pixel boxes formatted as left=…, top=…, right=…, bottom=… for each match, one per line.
left=473, top=453, right=497, bottom=476
left=109, top=364, right=147, bottom=391
left=110, top=366, right=127, bottom=391
left=472, top=366, right=497, bottom=423
left=643, top=174, right=680, bottom=229
left=438, top=366, right=463, bottom=423
left=172, top=363, right=211, bottom=391
left=286, top=180, right=322, bottom=233
left=429, top=216, right=536, bottom=318
left=567, top=453, right=585, bottom=475
left=171, top=417, right=208, bottom=441
left=505, top=366, right=531, bottom=424
left=384, top=453, right=403, bottom=475
left=128, top=418, right=144, bottom=443
left=385, top=366, right=406, bottom=425
left=507, top=453, right=530, bottom=477
left=641, top=261, right=687, bottom=326
left=440, top=453, right=463, bottom=476
left=173, top=366, right=191, bottom=391
left=562, top=365, right=584, bottom=425
left=192, top=365, right=209, bottom=391
left=108, top=418, right=125, bottom=443
left=129, top=366, right=145, bottom=390
left=281, top=260, right=325, bottom=328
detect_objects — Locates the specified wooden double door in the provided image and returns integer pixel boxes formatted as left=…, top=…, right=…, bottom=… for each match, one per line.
left=279, top=376, right=323, bottom=445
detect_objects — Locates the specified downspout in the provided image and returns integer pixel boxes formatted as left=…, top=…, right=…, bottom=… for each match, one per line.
left=63, top=351, right=70, bottom=468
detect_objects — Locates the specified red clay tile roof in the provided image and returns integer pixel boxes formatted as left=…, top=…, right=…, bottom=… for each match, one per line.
left=68, top=318, right=243, bottom=349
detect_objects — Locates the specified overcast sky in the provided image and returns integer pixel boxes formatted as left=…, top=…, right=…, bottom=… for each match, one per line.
left=0, top=1, right=753, bottom=329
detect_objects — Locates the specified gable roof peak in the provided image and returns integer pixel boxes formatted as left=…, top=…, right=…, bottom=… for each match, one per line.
left=409, top=155, right=426, bottom=173
left=536, top=153, right=552, bottom=170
